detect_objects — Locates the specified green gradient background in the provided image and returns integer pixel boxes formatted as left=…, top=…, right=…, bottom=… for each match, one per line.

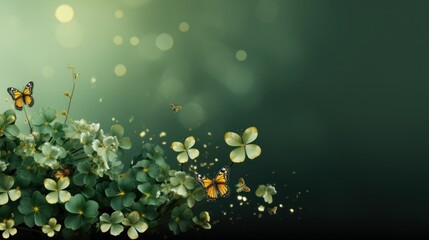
left=1, top=0, right=428, bottom=238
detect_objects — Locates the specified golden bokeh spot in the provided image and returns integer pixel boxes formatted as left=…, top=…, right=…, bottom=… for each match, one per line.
left=55, top=4, right=74, bottom=23
left=129, top=36, right=140, bottom=46
left=113, top=35, right=124, bottom=45
left=78, top=210, right=84, bottom=215
left=143, top=168, right=149, bottom=173
left=119, top=191, right=126, bottom=196
left=114, top=64, right=127, bottom=77
left=114, top=10, right=124, bottom=19
left=179, top=22, right=190, bottom=32
left=139, top=131, right=146, bottom=138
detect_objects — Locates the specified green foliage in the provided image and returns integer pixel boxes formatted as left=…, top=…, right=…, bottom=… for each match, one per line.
left=0, top=106, right=265, bottom=238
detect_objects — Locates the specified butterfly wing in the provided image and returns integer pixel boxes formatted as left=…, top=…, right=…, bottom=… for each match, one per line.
left=195, top=174, right=218, bottom=201
left=214, top=167, right=230, bottom=198
left=236, top=177, right=251, bottom=193
left=23, top=81, right=34, bottom=107
left=7, top=87, right=24, bottom=110
left=170, top=103, right=183, bottom=112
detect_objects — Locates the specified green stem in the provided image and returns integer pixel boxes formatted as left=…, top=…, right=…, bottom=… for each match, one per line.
left=23, top=106, right=33, bottom=133
left=70, top=147, right=83, bottom=154
left=64, top=67, right=77, bottom=124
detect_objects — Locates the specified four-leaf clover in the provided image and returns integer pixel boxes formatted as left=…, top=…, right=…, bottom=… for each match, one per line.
left=99, top=211, right=124, bottom=236
left=225, top=126, right=261, bottom=163
left=44, top=177, right=72, bottom=204
left=42, top=218, right=61, bottom=237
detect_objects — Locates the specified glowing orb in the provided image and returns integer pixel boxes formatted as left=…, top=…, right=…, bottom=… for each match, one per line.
left=55, top=5, right=74, bottom=23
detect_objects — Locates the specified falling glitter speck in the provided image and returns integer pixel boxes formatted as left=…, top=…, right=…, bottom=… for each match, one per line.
left=229, top=204, right=234, bottom=208
left=214, top=158, right=219, bottom=162
left=258, top=206, right=265, bottom=212
left=149, top=137, right=153, bottom=141
left=90, top=77, right=96, bottom=84
left=208, top=132, right=212, bottom=136
left=279, top=204, right=283, bottom=208
left=242, top=196, right=247, bottom=202
left=162, top=141, right=167, bottom=145
left=237, top=195, right=243, bottom=201
left=139, top=131, right=146, bottom=138
left=112, top=117, right=116, bottom=122
left=159, top=131, right=167, bottom=137
left=203, top=144, right=207, bottom=148
left=129, top=116, right=134, bottom=123
left=290, top=208, right=294, bottom=214
left=292, top=171, right=296, bottom=175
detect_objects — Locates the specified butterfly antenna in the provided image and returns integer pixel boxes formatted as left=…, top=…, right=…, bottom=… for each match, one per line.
left=23, top=106, right=33, bottom=133
left=229, top=162, right=235, bottom=168
left=64, top=66, right=78, bottom=124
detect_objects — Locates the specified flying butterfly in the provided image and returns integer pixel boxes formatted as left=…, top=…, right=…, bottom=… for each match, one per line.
left=52, top=168, right=73, bottom=179
left=235, top=177, right=251, bottom=193
left=268, top=206, right=278, bottom=215
left=170, top=103, right=183, bottom=112
left=7, top=81, right=34, bottom=111
left=195, top=166, right=230, bottom=201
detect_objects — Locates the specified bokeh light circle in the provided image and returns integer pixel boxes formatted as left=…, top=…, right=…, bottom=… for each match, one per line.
left=129, top=36, right=140, bottom=46
left=155, top=33, right=174, bottom=51
left=114, top=10, right=124, bottom=19
left=114, top=64, right=127, bottom=77
left=235, top=50, right=248, bottom=61
left=55, top=4, right=74, bottom=23
left=179, top=22, right=190, bottom=32
left=113, top=35, right=123, bottom=45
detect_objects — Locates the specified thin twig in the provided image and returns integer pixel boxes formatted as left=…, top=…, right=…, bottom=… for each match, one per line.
left=23, top=106, right=33, bottom=133
left=63, top=66, right=77, bottom=124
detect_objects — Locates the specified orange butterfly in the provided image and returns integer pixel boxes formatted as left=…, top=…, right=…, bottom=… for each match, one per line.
left=195, top=166, right=230, bottom=201
left=236, top=177, right=251, bottom=193
left=268, top=206, right=278, bottom=215
left=8, top=81, right=34, bottom=110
